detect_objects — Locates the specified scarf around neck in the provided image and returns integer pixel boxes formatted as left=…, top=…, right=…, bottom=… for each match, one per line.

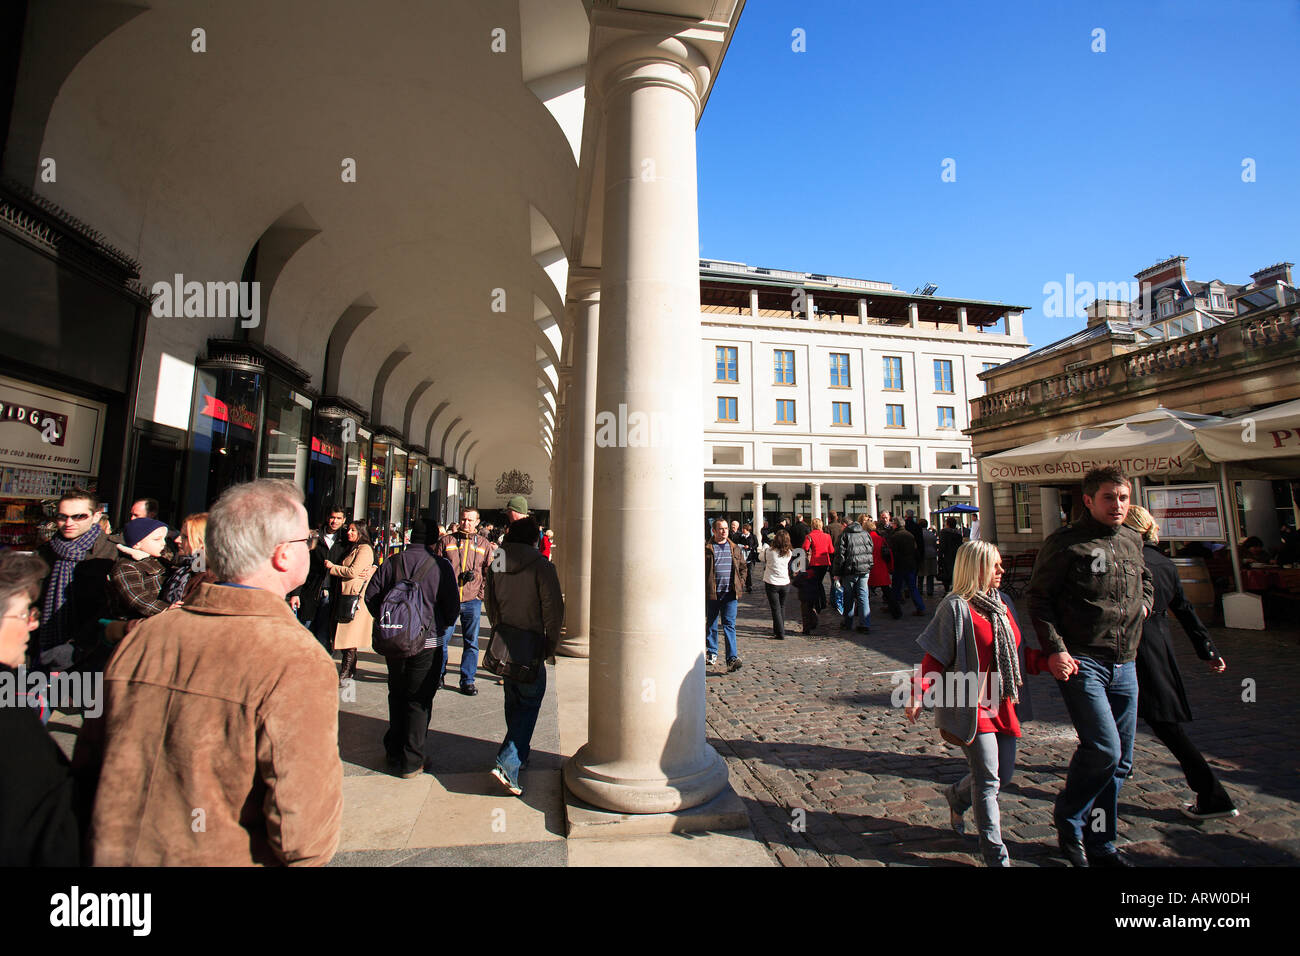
left=41, top=522, right=103, bottom=648
left=969, top=589, right=1021, bottom=704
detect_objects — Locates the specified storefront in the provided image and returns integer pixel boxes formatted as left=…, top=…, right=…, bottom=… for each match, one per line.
left=0, top=182, right=147, bottom=539
left=0, top=375, right=109, bottom=548
left=306, top=400, right=370, bottom=526
left=183, top=341, right=314, bottom=517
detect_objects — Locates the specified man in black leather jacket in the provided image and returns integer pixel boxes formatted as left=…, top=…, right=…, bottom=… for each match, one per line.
left=1027, top=466, right=1154, bottom=868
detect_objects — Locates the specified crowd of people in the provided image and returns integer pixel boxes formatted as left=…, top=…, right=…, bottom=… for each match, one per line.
left=708, top=467, right=1238, bottom=867
left=0, top=483, right=562, bottom=865
left=706, top=508, right=978, bottom=666
left=0, top=466, right=1246, bottom=867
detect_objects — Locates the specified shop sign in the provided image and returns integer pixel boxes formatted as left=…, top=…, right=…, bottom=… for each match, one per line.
left=0, top=375, right=104, bottom=476
left=200, top=394, right=257, bottom=430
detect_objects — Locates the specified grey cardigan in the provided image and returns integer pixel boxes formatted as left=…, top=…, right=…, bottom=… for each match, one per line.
left=914, top=590, right=1033, bottom=745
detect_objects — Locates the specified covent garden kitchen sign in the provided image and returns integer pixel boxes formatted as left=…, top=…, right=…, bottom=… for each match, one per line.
left=0, top=374, right=105, bottom=477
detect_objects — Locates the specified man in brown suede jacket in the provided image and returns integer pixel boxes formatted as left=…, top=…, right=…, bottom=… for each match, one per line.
left=77, top=479, right=342, bottom=866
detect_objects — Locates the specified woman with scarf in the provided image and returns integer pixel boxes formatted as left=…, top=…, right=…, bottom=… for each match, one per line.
left=906, top=540, right=1046, bottom=867
left=162, top=512, right=215, bottom=606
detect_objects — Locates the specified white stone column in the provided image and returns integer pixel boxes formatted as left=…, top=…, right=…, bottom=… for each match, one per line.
left=559, top=278, right=599, bottom=658
left=908, top=302, right=919, bottom=328
left=811, top=482, right=822, bottom=522
left=563, top=35, right=729, bottom=813
left=957, top=306, right=968, bottom=333
left=752, top=481, right=764, bottom=538
left=749, top=288, right=759, bottom=317
left=866, top=482, right=878, bottom=517
left=858, top=299, right=868, bottom=323
left=919, top=482, right=931, bottom=525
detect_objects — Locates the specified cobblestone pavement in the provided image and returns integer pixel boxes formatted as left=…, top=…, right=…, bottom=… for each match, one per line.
left=705, top=585, right=1300, bottom=867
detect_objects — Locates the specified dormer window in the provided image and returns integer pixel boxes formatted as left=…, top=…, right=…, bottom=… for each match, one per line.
left=1211, top=292, right=1226, bottom=310
left=1159, top=300, right=1174, bottom=317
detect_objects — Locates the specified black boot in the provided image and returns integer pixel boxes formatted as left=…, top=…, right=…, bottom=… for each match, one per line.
left=339, top=648, right=357, bottom=683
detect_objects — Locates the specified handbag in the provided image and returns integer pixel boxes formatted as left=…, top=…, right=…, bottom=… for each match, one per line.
left=482, top=621, right=546, bottom=683
left=333, top=592, right=361, bottom=623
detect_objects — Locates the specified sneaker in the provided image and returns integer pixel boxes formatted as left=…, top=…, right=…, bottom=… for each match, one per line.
left=727, top=658, right=743, bottom=672
left=706, top=653, right=718, bottom=666
left=1180, top=800, right=1238, bottom=821
left=491, top=765, right=523, bottom=796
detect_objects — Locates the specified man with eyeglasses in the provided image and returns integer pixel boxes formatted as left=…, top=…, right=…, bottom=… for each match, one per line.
left=36, top=488, right=118, bottom=670
left=78, top=478, right=342, bottom=865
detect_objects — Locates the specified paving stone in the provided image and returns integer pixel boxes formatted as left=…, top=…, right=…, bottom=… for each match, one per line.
left=707, top=588, right=1300, bottom=867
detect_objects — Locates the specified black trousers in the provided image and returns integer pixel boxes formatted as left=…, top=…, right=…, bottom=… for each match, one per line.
left=1145, top=718, right=1232, bottom=808
left=384, top=646, right=440, bottom=774
left=811, top=565, right=829, bottom=610
left=764, top=582, right=789, bottom=639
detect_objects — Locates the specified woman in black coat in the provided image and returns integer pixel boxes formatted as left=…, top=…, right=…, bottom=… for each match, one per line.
left=1124, top=507, right=1237, bottom=821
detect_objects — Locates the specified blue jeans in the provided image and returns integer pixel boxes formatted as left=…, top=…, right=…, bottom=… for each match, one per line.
left=705, top=594, right=739, bottom=661
left=440, top=599, right=483, bottom=686
left=1054, top=655, right=1138, bottom=855
left=496, top=664, right=548, bottom=785
left=892, top=570, right=926, bottom=612
left=840, top=574, right=870, bottom=628
left=954, top=732, right=1017, bottom=867
left=830, top=577, right=844, bottom=615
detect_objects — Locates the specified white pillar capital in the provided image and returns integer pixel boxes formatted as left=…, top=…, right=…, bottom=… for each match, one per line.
left=591, top=34, right=712, bottom=118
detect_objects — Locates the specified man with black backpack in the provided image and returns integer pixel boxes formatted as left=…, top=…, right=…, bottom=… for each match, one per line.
left=364, top=519, right=460, bottom=778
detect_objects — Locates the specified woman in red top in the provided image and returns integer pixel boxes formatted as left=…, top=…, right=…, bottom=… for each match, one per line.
left=804, top=518, right=834, bottom=612
left=864, top=518, right=900, bottom=617
left=906, top=540, right=1047, bottom=867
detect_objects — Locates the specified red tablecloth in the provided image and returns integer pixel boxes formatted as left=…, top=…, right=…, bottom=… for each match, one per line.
left=1242, top=568, right=1300, bottom=592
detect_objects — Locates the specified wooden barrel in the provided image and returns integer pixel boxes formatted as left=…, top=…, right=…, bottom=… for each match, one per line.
left=1171, top=557, right=1217, bottom=622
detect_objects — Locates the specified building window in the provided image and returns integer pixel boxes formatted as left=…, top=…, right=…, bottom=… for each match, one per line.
left=776, top=399, right=796, bottom=423
left=716, top=346, right=738, bottom=382
left=1014, top=482, right=1031, bottom=531
left=934, top=359, right=954, bottom=393
left=830, top=353, right=850, bottom=387
left=885, top=403, right=905, bottom=428
left=717, top=396, right=737, bottom=421
left=774, top=349, right=795, bottom=385
left=829, top=449, right=858, bottom=467
left=832, top=402, right=851, bottom=425
left=883, top=356, right=903, bottom=390
left=937, top=406, right=955, bottom=428
left=1211, top=292, right=1226, bottom=310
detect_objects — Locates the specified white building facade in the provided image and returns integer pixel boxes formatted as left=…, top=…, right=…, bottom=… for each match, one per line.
left=698, top=261, right=1031, bottom=530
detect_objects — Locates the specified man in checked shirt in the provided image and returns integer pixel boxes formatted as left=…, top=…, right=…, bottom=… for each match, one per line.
left=434, top=507, right=495, bottom=696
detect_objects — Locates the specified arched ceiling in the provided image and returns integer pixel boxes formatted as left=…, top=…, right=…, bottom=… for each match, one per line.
left=19, top=0, right=590, bottom=465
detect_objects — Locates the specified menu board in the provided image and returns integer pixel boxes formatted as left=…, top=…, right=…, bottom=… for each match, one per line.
left=1143, top=484, right=1224, bottom=541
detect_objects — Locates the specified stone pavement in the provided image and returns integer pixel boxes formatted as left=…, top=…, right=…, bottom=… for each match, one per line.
left=704, top=583, right=1300, bottom=866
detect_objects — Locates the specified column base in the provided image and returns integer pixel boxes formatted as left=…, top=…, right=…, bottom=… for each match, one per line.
left=556, top=635, right=590, bottom=658
left=564, top=780, right=749, bottom=839
left=563, top=744, right=729, bottom=815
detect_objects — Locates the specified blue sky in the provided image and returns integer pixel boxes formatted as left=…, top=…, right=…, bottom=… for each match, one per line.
left=697, top=0, right=1300, bottom=347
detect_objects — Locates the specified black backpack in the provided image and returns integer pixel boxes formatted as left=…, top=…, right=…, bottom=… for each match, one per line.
left=371, top=556, right=437, bottom=658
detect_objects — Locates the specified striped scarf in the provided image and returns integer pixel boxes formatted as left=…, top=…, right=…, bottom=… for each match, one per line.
left=969, top=589, right=1021, bottom=704
left=40, top=523, right=102, bottom=650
